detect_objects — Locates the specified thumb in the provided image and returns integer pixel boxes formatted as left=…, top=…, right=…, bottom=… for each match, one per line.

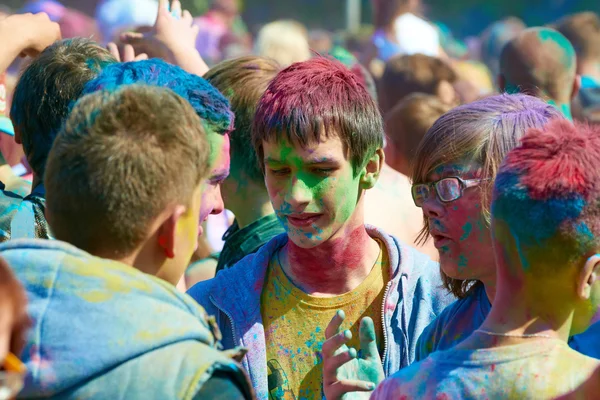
left=359, top=317, right=380, bottom=362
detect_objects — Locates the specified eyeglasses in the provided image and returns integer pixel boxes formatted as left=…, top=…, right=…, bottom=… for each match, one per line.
left=411, top=176, right=490, bottom=207
left=0, top=352, right=26, bottom=400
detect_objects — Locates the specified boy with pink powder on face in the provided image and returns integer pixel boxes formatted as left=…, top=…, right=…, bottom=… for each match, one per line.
left=187, top=57, right=454, bottom=400
left=372, top=119, right=600, bottom=399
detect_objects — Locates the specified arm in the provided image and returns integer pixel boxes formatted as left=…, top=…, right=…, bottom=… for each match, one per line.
left=120, top=0, right=209, bottom=76
left=0, top=13, right=61, bottom=74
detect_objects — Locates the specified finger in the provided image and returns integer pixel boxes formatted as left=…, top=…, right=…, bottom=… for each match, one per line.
left=171, top=0, right=182, bottom=18
left=134, top=53, right=149, bottom=61
left=182, top=9, right=193, bottom=25
left=191, top=24, right=200, bottom=42
left=323, top=348, right=357, bottom=378
left=107, top=42, right=121, bottom=62
left=119, top=31, right=144, bottom=44
left=157, top=0, right=169, bottom=18
left=329, top=379, right=377, bottom=395
left=123, top=44, right=135, bottom=62
left=322, top=329, right=352, bottom=358
left=325, top=310, right=345, bottom=340
left=359, top=317, right=380, bottom=362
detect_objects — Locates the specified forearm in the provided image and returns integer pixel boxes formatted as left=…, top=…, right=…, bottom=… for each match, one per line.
left=171, top=49, right=209, bottom=77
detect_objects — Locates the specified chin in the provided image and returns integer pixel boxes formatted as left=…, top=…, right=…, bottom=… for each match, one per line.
left=286, top=230, right=326, bottom=249
left=439, top=255, right=473, bottom=281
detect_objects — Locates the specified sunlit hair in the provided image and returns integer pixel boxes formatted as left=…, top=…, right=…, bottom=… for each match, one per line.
left=252, top=57, right=384, bottom=173
left=10, top=38, right=117, bottom=179
left=0, top=256, right=29, bottom=356
left=82, top=59, right=233, bottom=135
left=205, top=56, right=280, bottom=183
left=493, top=119, right=600, bottom=271
left=45, top=86, right=210, bottom=259
left=254, top=20, right=311, bottom=68
left=385, top=93, right=451, bottom=171
left=412, top=93, right=562, bottom=298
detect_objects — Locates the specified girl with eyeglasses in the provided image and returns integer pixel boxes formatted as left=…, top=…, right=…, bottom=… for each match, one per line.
left=411, top=93, right=563, bottom=360
left=0, top=256, right=28, bottom=400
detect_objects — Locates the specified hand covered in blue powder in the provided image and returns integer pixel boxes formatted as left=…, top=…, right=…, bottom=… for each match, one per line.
left=322, top=311, right=385, bottom=400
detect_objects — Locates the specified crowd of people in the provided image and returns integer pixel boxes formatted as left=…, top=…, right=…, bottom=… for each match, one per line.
left=0, top=0, right=599, bottom=398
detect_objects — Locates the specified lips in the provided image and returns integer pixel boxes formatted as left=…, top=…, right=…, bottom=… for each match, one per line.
left=286, top=213, right=322, bottom=228
left=430, top=229, right=453, bottom=249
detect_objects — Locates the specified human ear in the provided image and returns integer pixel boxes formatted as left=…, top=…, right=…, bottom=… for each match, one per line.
left=360, top=148, right=384, bottom=190
left=578, top=254, right=600, bottom=300
left=157, top=205, right=187, bottom=259
left=571, top=75, right=581, bottom=101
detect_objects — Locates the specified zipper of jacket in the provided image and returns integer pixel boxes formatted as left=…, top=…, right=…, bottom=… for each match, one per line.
left=210, top=295, right=238, bottom=346
left=380, top=280, right=392, bottom=369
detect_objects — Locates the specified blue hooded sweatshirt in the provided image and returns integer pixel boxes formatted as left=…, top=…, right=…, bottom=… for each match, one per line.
left=0, top=239, right=251, bottom=399
left=187, top=226, right=455, bottom=400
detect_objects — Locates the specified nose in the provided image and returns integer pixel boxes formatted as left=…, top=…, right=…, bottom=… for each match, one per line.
left=421, top=194, right=446, bottom=219
left=210, top=185, right=225, bottom=215
left=286, top=177, right=312, bottom=210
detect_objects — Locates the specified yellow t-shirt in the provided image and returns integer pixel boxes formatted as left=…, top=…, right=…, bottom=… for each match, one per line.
left=261, top=241, right=390, bottom=400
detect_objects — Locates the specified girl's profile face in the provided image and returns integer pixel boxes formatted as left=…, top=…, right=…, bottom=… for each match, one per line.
left=419, top=160, right=496, bottom=284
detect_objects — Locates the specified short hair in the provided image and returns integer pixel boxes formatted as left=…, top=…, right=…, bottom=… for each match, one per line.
left=385, top=93, right=451, bottom=169
left=254, top=20, right=311, bottom=68
left=499, top=28, right=577, bottom=101
left=412, top=93, right=563, bottom=298
left=10, top=38, right=117, bottom=180
left=82, top=59, right=233, bottom=135
left=379, top=54, right=457, bottom=114
left=493, top=119, right=600, bottom=271
left=205, top=56, right=280, bottom=183
left=555, top=12, right=600, bottom=63
left=253, top=57, right=384, bottom=172
left=0, top=256, right=29, bottom=356
left=45, top=85, right=210, bottom=258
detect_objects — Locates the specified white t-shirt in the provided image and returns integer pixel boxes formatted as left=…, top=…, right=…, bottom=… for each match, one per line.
left=372, top=339, right=600, bottom=399
left=393, top=13, right=440, bottom=57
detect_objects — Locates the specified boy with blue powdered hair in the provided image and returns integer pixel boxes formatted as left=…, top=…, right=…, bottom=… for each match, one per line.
left=372, top=119, right=600, bottom=399
left=82, top=58, right=234, bottom=261
left=0, top=84, right=251, bottom=399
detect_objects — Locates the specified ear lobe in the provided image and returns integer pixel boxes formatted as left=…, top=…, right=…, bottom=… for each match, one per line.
left=578, top=254, right=600, bottom=300
left=157, top=205, right=187, bottom=259
left=360, top=148, right=384, bottom=190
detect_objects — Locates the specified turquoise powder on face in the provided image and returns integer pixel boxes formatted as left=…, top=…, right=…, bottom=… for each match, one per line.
left=460, top=222, right=473, bottom=241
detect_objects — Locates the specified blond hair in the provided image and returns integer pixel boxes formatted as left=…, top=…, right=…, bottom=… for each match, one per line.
left=254, top=20, right=311, bottom=67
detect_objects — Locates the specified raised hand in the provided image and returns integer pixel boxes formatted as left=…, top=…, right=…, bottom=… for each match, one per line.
left=119, top=0, right=208, bottom=76
left=322, top=311, right=385, bottom=400
left=107, top=43, right=148, bottom=62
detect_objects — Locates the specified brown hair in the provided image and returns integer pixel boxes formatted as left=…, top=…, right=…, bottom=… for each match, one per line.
left=205, top=56, right=280, bottom=182
left=555, top=12, right=600, bottom=63
left=0, top=257, right=29, bottom=357
left=385, top=93, right=451, bottom=171
left=373, top=0, right=420, bottom=31
left=379, top=54, right=457, bottom=115
left=45, top=85, right=210, bottom=259
left=11, top=38, right=116, bottom=180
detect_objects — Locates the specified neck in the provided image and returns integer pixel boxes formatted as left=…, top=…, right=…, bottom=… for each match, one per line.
left=280, top=223, right=381, bottom=296
left=225, top=180, right=274, bottom=229
left=548, top=99, right=573, bottom=120
left=474, top=273, right=573, bottom=347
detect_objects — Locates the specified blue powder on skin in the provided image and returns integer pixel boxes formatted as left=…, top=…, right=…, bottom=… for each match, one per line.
left=460, top=222, right=472, bottom=241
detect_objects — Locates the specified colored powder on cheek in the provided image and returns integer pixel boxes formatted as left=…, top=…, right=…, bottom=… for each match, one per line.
left=458, top=255, right=468, bottom=273
left=460, top=222, right=472, bottom=241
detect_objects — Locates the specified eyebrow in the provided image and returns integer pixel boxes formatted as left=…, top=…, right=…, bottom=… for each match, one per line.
left=264, top=156, right=338, bottom=165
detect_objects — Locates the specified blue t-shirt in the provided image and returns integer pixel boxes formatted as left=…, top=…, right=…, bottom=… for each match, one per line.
left=570, top=321, right=600, bottom=359
left=416, top=283, right=491, bottom=361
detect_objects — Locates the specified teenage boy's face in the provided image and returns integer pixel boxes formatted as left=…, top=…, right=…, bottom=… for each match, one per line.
left=198, top=132, right=230, bottom=236
left=420, top=161, right=495, bottom=283
left=263, top=135, right=362, bottom=248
